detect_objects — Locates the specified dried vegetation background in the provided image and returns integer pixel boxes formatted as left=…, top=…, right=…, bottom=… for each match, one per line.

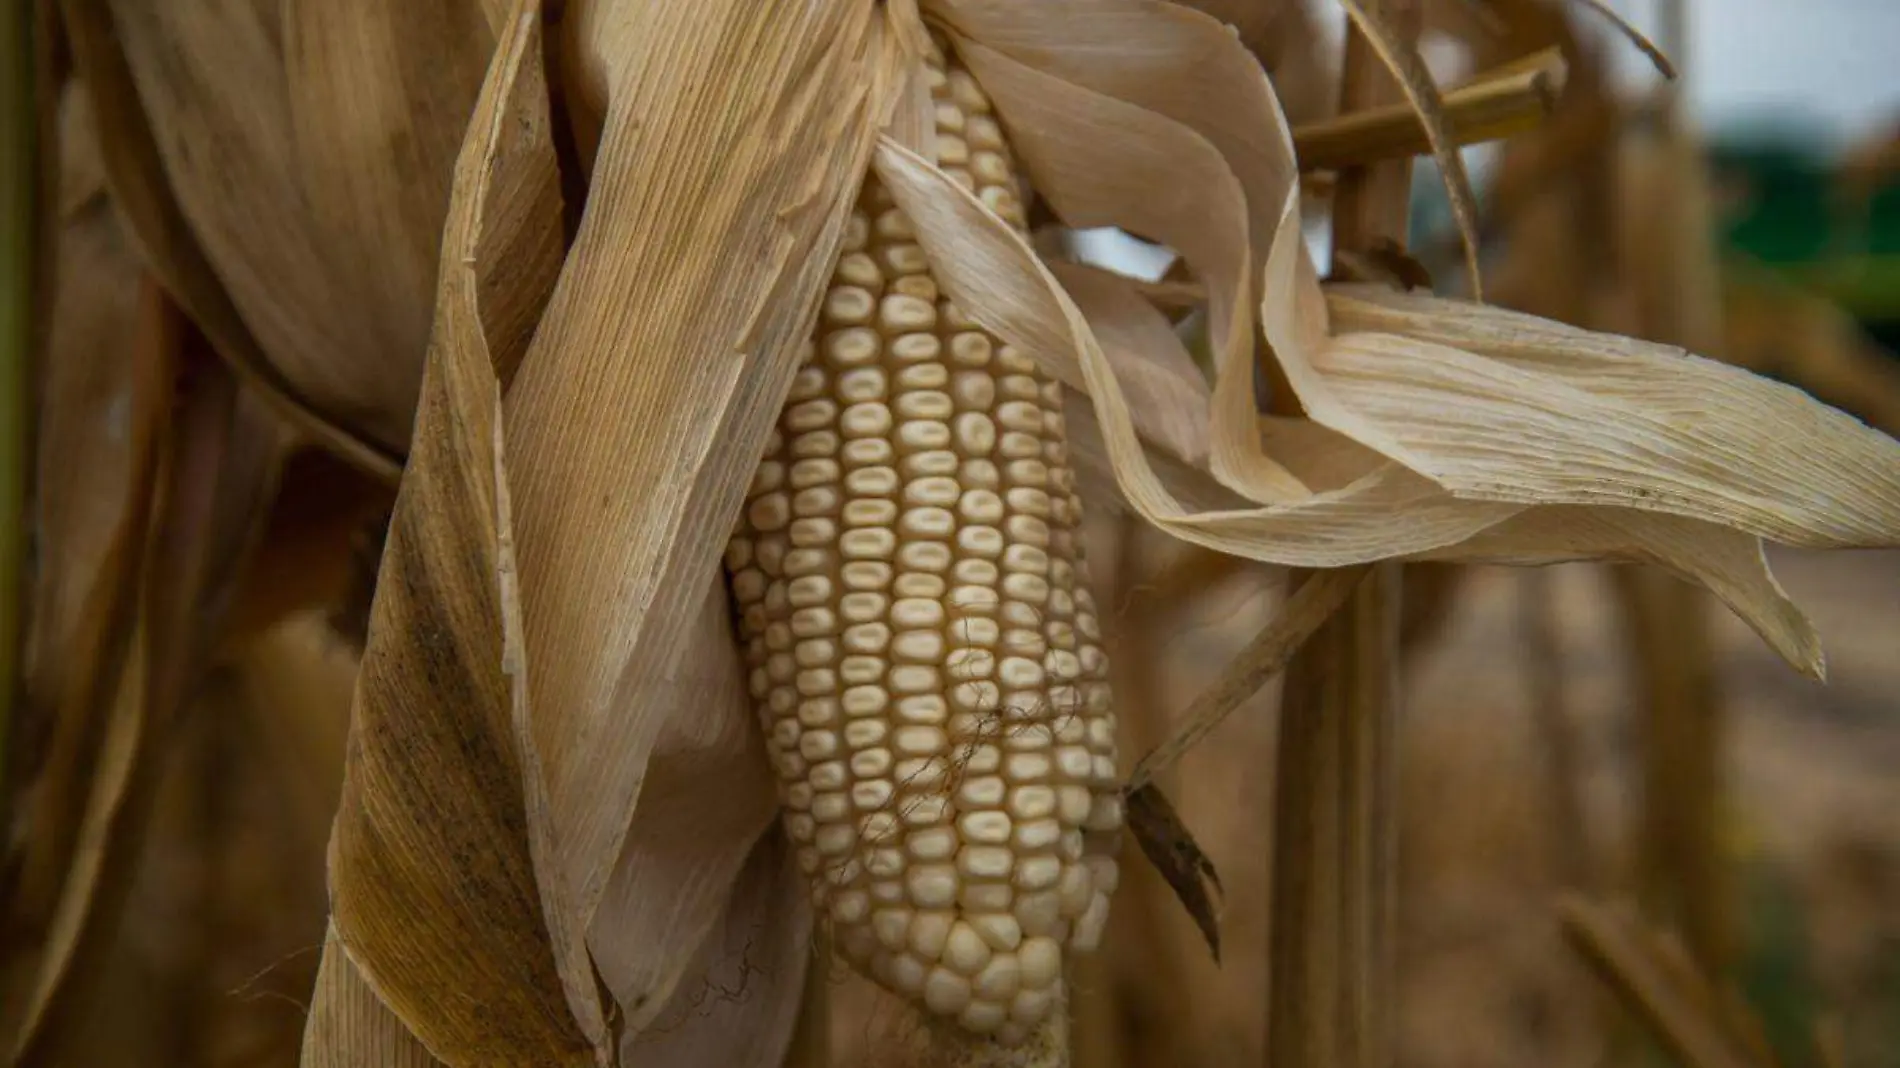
left=3, top=0, right=1899, bottom=1066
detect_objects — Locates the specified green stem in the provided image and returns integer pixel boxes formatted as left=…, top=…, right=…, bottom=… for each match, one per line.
left=0, top=0, right=41, bottom=821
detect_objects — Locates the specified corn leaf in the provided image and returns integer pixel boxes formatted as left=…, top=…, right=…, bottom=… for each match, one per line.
left=302, top=926, right=446, bottom=1068
left=1322, top=285, right=1900, bottom=547
left=310, top=6, right=595, bottom=1064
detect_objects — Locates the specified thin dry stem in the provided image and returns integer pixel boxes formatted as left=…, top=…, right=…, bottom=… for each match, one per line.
left=1128, top=565, right=1371, bottom=790
left=1294, top=47, right=1566, bottom=172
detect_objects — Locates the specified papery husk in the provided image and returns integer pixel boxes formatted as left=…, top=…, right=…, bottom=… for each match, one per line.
left=618, top=829, right=812, bottom=1067
left=308, top=5, right=591, bottom=1065
left=60, top=0, right=508, bottom=472
left=910, top=0, right=1899, bottom=677
left=498, top=0, right=910, bottom=1045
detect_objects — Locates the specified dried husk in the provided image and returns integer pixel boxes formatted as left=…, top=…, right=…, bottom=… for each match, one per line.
left=306, top=6, right=589, bottom=1065
left=497, top=0, right=908, bottom=1046
left=59, top=0, right=509, bottom=472
left=906, top=0, right=1899, bottom=678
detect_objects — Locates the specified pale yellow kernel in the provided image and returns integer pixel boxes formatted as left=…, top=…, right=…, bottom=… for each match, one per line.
left=907, top=865, right=960, bottom=909
left=1010, top=988, right=1055, bottom=1027
left=747, top=493, right=790, bottom=532
left=890, top=333, right=941, bottom=365
left=894, top=695, right=948, bottom=725
left=936, top=132, right=970, bottom=166
left=880, top=294, right=937, bottom=334
left=842, top=718, right=888, bottom=749
left=957, top=776, right=1007, bottom=808
left=945, top=647, right=994, bottom=681
left=1002, top=573, right=1050, bottom=605
left=896, top=540, right=953, bottom=573
left=831, top=889, right=871, bottom=926
left=893, top=725, right=948, bottom=757
left=888, top=953, right=929, bottom=996
left=835, top=250, right=881, bottom=289
left=787, top=366, right=827, bottom=403
left=897, top=506, right=955, bottom=540
left=935, top=103, right=965, bottom=134
left=889, top=664, right=940, bottom=696
left=1016, top=892, right=1063, bottom=938
left=902, top=475, right=960, bottom=508
left=997, top=657, right=1045, bottom=690
left=853, top=779, right=895, bottom=811
left=960, top=1001, right=1008, bottom=1036
left=902, top=794, right=953, bottom=826
left=894, top=573, right=947, bottom=600
left=971, top=913, right=1023, bottom=952
left=967, top=114, right=1005, bottom=151
left=997, top=431, right=1042, bottom=460
left=841, top=436, right=893, bottom=468
left=960, top=810, right=1013, bottom=845
left=950, top=371, right=995, bottom=410
left=963, top=744, right=1003, bottom=775
left=949, top=679, right=1000, bottom=714
left=894, top=390, right=954, bottom=422
left=838, top=402, right=894, bottom=440
left=842, top=498, right=898, bottom=527
left=1013, top=855, right=1062, bottom=891
left=851, top=747, right=893, bottom=779
left=892, top=275, right=938, bottom=303
left=897, top=756, right=949, bottom=793
left=797, top=699, right=840, bottom=729
left=952, top=561, right=1000, bottom=590
left=900, top=449, right=959, bottom=478
left=874, top=910, right=911, bottom=952
left=730, top=568, right=766, bottom=603
left=790, top=428, right=839, bottom=458
left=841, top=686, right=888, bottom=718
left=808, top=761, right=848, bottom=792
left=841, top=622, right=890, bottom=654
left=1006, top=487, right=1052, bottom=517
left=1010, top=785, right=1058, bottom=820
left=841, top=212, right=870, bottom=252
left=835, top=367, right=887, bottom=403
left=811, top=790, right=852, bottom=823
left=794, top=667, right=837, bottom=697
left=944, top=922, right=993, bottom=977
left=892, top=630, right=946, bottom=663
left=880, top=242, right=931, bottom=275
left=839, top=656, right=883, bottom=685
left=783, top=548, right=829, bottom=578
left=1056, top=785, right=1092, bottom=825
left=792, top=485, right=840, bottom=517
left=1005, top=751, right=1052, bottom=781
left=1091, top=754, right=1119, bottom=788
left=925, top=968, right=973, bottom=1015
left=948, top=332, right=993, bottom=368
left=839, top=527, right=895, bottom=560
left=785, top=813, right=816, bottom=842
left=961, top=882, right=1014, bottom=913
left=909, top=911, right=954, bottom=960
left=823, top=286, right=875, bottom=326
left=1015, top=818, right=1063, bottom=854
left=973, top=955, right=1021, bottom=1003
left=756, top=539, right=788, bottom=577
left=815, top=823, right=856, bottom=857
left=841, top=562, right=891, bottom=591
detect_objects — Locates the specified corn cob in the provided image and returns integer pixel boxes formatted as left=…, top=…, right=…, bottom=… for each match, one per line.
left=723, top=37, right=1120, bottom=1043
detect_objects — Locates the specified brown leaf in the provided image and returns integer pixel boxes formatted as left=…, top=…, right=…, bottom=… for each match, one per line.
left=1124, top=783, right=1223, bottom=961
left=302, top=926, right=447, bottom=1068
left=17, top=348, right=285, bottom=1067
left=56, top=0, right=401, bottom=479
left=311, top=6, right=593, bottom=1065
